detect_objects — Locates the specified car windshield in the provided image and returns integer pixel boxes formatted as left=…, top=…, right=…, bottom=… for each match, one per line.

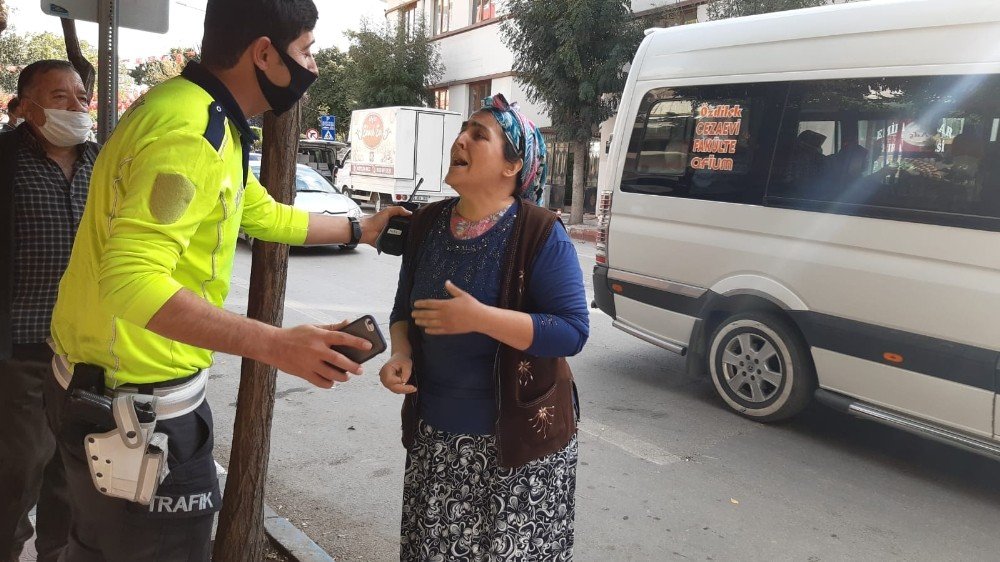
left=296, top=166, right=338, bottom=194
left=249, top=164, right=339, bottom=194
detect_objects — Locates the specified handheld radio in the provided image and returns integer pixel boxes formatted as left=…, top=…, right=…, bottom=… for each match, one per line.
left=376, top=178, right=424, bottom=256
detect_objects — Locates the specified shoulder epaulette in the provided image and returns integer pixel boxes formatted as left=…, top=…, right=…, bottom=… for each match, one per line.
left=203, top=102, right=226, bottom=152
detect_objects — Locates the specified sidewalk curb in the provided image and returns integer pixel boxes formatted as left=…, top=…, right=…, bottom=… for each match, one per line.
left=265, top=504, right=336, bottom=562
left=567, top=226, right=599, bottom=244
left=216, top=462, right=334, bottom=561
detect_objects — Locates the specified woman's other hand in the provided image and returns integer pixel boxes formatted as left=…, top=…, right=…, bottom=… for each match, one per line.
left=379, top=353, right=416, bottom=394
left=412, top=281, right=486, bottom=336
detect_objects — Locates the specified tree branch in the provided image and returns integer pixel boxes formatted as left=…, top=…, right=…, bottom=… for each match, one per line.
left=61, top=18, right=96, bottom=97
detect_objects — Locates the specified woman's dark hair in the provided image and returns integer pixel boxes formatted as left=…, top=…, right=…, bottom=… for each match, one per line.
left=201, top=0, right=319, bottom=69
left=7, top=97, right=19, bottom=113
left=502, top=139, right=520, bottom=165
left=17, top=60, right=77, bottom=97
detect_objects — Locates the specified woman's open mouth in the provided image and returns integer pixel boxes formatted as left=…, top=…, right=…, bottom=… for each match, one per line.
left=450, top=156, right=469, bottom=168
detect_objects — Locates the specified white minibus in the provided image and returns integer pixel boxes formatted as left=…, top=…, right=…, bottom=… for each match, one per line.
left=594, top=0, right=1000, bottom=458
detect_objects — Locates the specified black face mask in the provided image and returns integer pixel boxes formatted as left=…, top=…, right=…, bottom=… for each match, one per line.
left=255, top=44, right=317, bottom=116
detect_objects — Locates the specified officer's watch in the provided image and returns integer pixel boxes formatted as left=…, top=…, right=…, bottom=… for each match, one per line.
left=348, top=216, right=362, bottom=246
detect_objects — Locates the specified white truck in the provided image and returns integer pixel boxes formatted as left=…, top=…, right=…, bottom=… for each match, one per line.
left=349, top=106, right=462, bottom=211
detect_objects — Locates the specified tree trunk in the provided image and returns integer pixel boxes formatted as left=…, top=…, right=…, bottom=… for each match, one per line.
left=0, top=0, right=7, bottom=36
left=61, top=18, right=97, bottom=98
left=212, top=104, right=301, bottom=561
left=570, top=139, right=587, bottom=225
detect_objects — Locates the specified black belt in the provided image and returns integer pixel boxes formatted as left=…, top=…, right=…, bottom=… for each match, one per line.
left=125, top=370, right=203, bottom=395
left=11, top=343, right=54, bottom=363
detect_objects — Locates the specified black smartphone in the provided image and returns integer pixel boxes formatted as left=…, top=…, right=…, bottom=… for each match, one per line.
left=331, top=315, right=388, bottom=364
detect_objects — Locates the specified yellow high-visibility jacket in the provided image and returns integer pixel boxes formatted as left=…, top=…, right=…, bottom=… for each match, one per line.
left=52, top=65, right=309, bottom=387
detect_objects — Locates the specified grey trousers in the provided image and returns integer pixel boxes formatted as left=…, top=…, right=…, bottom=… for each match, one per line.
left=0, top=357, right=70, bottom=562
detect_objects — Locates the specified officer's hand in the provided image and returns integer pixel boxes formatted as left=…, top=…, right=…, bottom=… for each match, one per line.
left=267, top=323, right=372, bottom=388
left=360, top=206, right=411, bottom=247
left=379, top=353, right=416, bottom=395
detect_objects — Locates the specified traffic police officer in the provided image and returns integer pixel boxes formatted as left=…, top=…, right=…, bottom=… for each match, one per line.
left=44, top=0, right=406, bottom=559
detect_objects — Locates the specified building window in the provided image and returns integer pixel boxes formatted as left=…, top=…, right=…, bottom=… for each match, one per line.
left=770, top=74, right=1000, bottom=225
left=434, top=88, right=450, bottom=110
left=473, top=0, right=495, bottom=23
left=401, top=4, right=418, bottom=37
left=433, top=0, right=453, bottom=35
left=621, top=82, right=782, bottom=205
left=467, top=80, right=492, bottom=118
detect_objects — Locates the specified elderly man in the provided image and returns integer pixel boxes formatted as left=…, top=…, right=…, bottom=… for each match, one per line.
left=0, top=60, right=96, bottom=562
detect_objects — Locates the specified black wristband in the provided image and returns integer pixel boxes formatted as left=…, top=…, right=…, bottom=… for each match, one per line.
left=348, top=216, right=362, bottom=246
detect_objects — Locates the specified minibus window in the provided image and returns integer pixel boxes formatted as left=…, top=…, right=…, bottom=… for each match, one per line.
left=768, top=74, right=1000, bottom=227
left=620, top=84, right=782, bottom=204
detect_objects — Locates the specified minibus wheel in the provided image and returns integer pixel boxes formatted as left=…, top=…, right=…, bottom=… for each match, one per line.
left=708, top=311, right=816, bottom=422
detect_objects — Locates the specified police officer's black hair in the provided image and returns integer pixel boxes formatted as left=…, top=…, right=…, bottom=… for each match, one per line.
left=17, top=60, right=78, bottom=98
left=201, top=0, right=319, bottom=70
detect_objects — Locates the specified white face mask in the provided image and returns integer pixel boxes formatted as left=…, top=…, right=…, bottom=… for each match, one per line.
left=13, top=118, right=24, bottom=127
left=28, top=100, right=93, bottom=147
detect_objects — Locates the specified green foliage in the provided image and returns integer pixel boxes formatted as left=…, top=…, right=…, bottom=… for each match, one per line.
left=501, top=0, right=642, bottom=143
left=706, top=0, right=830, bottom=20
left=0, top=28, right=97, bottom=93
left=129, top=47, right=200, bottom=87
left=345, top=16, right=443, bottom=110
left=250, top=126, right=263, bottom=151
left=300, top=46, right=352, bottom=139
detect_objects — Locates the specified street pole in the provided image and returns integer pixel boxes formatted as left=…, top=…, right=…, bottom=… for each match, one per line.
left=97, top=0, right=118, bottom=143
left=213, top=105, right=300, bottom=561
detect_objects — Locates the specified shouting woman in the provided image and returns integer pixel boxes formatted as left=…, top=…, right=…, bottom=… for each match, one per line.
left=380, top=94, right=589, bottom=560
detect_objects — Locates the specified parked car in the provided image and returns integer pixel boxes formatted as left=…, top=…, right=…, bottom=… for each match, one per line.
left=333, top=149, right=353, bottom=195
left=242, top=161, right=364, bottom=250
left=594, top=0, right=1000, bottom=459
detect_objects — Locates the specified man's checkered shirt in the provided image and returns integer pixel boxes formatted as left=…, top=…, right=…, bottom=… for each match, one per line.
left=11, top=128, right=95, bottom=344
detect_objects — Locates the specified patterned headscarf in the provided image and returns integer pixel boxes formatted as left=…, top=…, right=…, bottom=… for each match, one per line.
left=481, top=93, right=548, bottom=202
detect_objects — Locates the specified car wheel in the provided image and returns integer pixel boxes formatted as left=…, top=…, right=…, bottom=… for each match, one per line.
left=708, top=311, right=816, bottom=422
left=343, top=187, right=353, bottom=198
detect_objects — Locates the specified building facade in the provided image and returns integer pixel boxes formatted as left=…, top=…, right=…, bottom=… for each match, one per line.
left=384, top=0, right=712, bottom=210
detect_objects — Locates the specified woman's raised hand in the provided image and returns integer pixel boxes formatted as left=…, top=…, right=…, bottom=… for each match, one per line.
left=411, top=281, right=486, bottom=336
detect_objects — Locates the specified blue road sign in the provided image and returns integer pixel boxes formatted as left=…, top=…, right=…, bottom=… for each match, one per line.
left=319, top=115, right=336, bottom=139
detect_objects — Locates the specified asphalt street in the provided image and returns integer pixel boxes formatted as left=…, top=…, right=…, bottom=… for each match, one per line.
left=206, top=237, right=1000, bottom=562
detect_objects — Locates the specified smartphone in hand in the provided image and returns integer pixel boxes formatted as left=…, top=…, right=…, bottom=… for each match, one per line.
left=331, top=315, right=387, bottom=364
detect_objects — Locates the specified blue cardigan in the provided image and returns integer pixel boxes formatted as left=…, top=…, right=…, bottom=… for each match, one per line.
left=390, top=200, right=589, bottom=435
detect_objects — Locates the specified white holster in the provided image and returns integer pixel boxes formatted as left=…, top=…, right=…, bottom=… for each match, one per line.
left=84, top=394, right=170, bottom=505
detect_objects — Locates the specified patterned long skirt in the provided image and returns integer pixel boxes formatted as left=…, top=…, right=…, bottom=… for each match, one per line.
left=400, top=420, right=578, bottom=561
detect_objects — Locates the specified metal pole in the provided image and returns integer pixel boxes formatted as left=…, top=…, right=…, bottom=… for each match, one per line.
left=97, top=0, right=118, bottom=143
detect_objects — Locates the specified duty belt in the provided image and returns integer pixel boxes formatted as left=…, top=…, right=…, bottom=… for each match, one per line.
left=52, top=354, right=208, bottom=420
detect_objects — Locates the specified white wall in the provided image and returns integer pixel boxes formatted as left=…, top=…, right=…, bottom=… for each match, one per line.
left=507, top=78, right=550, bottom=128
left=435, top=24, right=512, bottom=84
